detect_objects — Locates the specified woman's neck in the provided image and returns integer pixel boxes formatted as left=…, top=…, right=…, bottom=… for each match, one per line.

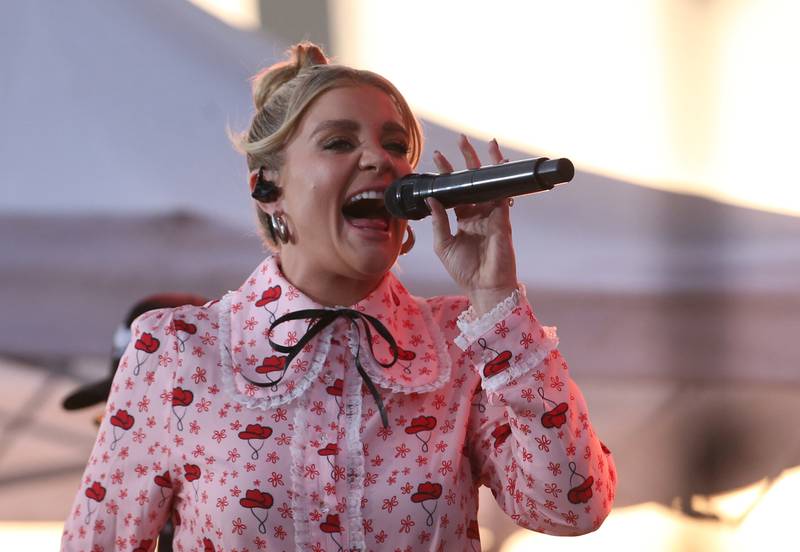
left=276, top=255, right=384, bottom=307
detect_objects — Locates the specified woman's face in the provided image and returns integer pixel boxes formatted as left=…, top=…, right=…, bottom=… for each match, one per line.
left=270, top=84, right=413, bottom=300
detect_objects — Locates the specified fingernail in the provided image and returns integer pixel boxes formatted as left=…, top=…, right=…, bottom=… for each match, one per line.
left=433, top=150, right=441, bottom=157
left=425, top=198, right=433, bottom=209
left=491, top=138, right=498, bottom=146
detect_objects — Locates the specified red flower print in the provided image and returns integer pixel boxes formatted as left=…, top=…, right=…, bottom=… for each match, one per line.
left=491, top=423, right=511, bottom=448
left=240, top=489, right=273, bottom=534
left=411, top=482, right=442, bottom=526
left=567, top=461, right=594, bottom=504
left=133, top=332, right=160, bottom=375
left=109, top=409, right=134, bottom=451
left=404, top=415, right=436, bottom=452
left=238, top=424, right=272, bottom=460
left=171, top=387, right=193, bottom=432
left=494, top=320, right=510, bottom=338
left=399, top=514, right=415, bottom=534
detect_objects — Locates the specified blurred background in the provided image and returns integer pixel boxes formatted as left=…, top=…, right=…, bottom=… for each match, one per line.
left=1, top=0, right=798, bottom=550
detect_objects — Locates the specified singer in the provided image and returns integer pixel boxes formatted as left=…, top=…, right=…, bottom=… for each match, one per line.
left=62, top=42, right=615, bottom=551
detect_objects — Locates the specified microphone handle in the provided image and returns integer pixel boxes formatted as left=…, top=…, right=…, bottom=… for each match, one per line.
left=386, top=157, right=574, bottom=220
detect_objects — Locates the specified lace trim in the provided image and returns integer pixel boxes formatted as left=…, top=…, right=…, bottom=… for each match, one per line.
left=218, top=292, right=334, bottom=410
left=454, top=286, right=524, bottom=350
left=361, top=297, right=452, bottom=394
left=290, top=397, right=312, bottom=548
left=480, top=325, right=559, bottom=393
left=343, top=341, right=366, bottom=551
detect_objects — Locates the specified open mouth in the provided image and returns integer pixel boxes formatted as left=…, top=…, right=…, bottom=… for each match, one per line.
left=341, top=191, right=391, bottom=232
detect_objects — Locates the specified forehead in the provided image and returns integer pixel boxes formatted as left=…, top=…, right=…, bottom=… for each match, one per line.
left=298, top=84, right=406, bottom=134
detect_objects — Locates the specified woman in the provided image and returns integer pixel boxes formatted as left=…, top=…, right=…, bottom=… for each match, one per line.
left=62, top=42, right=615, bottom=552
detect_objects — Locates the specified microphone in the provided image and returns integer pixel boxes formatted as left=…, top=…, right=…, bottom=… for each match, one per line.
left=384, top=157, right=574, bottom=220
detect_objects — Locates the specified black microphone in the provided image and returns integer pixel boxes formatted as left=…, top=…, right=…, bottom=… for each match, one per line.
left=384, top=157, right=574, bottom=220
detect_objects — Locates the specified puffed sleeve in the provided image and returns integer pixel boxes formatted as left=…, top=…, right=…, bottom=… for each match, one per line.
left=457, top=287, right=616, bottom=536
left=61, top=308, right=180, bottom=552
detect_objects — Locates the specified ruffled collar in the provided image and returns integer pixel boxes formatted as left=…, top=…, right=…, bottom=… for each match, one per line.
left=219, top=256, right=452, bottom=410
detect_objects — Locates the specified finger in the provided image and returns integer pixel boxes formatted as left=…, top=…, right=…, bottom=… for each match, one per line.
left=433, top=150, right=454, bottom=174
left=488, top=138, right=505, bottom=165
left=458, top=134, right=481, bottom=170
left=426, top=197, right=453, bottom=247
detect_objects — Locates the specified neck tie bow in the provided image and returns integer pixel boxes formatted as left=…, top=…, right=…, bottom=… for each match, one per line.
left=244, top=308, right=399, bottom=428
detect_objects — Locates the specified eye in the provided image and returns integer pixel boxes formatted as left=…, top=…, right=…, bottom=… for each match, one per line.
left=322, top=137, right=355, bottom=151
left=384, top=141, right=410, bottom=156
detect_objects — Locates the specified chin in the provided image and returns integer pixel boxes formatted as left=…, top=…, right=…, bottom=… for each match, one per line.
left=348, top=249, right=400, bottom=280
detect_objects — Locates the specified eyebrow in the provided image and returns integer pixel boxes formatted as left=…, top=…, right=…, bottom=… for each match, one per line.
left=311, top=119, right=408, bottom=138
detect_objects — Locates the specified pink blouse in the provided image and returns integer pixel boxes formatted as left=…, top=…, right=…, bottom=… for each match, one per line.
left=62, top=255, right=616, bottom=552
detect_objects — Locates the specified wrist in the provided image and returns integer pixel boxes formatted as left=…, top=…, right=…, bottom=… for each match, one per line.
left=468, top=285, right=519, bottom=317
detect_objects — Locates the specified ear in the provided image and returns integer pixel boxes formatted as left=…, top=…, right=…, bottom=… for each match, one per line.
left=249, top=168, right=281, bottom=213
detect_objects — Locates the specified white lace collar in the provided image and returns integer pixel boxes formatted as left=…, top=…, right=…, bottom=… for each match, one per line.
left=219, top=256, right=452, bottom=410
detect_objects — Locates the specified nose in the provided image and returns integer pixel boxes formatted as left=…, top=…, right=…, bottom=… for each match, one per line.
left=358, top=142, right=394, bottom=174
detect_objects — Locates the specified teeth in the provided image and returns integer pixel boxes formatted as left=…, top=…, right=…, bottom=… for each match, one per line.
left=346, top=190, right=384, bottom=204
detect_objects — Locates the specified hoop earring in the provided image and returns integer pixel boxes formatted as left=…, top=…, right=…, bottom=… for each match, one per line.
left=251, top=167, right=280, bottom=203
left=267, top=211, right=290, bottom=245
left=400, top=225, right=415, bottom=255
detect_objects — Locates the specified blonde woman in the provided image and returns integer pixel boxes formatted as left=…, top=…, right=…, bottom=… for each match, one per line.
left=62, top=42, right=615, bottom=552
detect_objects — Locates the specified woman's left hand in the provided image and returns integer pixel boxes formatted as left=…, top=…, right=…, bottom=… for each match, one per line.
left=428, top=135, right=519, bottom=316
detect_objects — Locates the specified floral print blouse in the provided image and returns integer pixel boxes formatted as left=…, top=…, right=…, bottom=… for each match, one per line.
left=62, top=255, right=616, bottom=552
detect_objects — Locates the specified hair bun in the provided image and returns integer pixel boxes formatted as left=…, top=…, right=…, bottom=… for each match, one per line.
left=252, top=41, right=330, bottom=112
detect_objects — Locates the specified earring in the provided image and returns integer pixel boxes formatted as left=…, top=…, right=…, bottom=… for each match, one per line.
left=400, top=225, right=415, bottom=255
left=267, top=211, right=290, bottom=244
left=251, top=167, right=280, bottom=202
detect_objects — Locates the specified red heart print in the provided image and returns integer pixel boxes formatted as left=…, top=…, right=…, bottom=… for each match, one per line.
left=154, top=471, right=172, bottom=489
left=85, top=481, right=106, bottom=502
left=171, top=387, right=194, bottom=407
left=183, top=463, right=201, bottom=482
left=326, top=378, right=343, bottom=397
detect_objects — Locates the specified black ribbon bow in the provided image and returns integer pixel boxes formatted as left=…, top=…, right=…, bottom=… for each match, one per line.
left=245, top=308, right=399, bottom=428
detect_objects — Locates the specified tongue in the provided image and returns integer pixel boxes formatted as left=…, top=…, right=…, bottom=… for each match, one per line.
left=348, top=217, right=389, bottom=231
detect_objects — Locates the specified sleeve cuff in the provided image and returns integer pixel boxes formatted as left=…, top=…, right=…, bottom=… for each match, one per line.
left=454, top=285, right=524, bottom=350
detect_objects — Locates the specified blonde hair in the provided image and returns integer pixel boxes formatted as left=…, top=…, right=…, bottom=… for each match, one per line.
left=236, top=42, right=423, bottom=243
